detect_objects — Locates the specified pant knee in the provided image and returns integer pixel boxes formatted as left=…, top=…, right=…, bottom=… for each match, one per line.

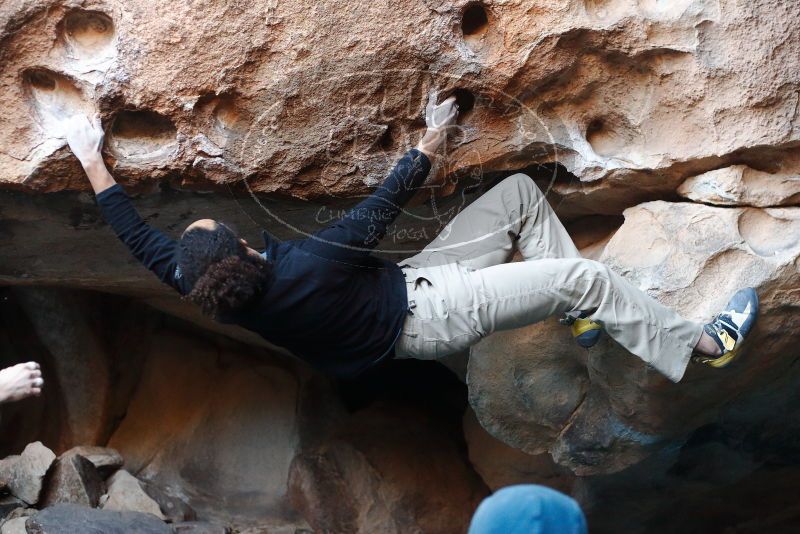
left=503, top=173, right=544, bottom=208
left=506, top=173, right=538, bottom=194
left=575, top=258, right=612, bottom=283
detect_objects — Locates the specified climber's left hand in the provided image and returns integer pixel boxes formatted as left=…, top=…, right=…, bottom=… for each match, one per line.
left=65, top=113, right=105, bottom=167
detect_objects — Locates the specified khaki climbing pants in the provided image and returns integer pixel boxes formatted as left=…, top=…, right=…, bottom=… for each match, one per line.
left=394, top=173, right=704, bottom=383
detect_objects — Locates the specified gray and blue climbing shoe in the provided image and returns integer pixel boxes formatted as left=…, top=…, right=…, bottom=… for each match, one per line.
left=560, top=309, right=603, bottom=348
left=692, top=287, right=759, bottom=368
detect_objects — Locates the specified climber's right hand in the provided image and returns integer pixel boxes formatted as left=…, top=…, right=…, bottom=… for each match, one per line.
left=425, top=91, right=459, bottom=131
left=65, top=114, right=105, bottom=168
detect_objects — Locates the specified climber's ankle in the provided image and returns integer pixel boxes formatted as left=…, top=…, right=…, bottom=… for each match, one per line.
left=694, top=331, right=722, bottom=357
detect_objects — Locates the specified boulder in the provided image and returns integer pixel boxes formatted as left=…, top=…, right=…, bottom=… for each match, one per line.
left=0, top=518, right=26, bottom=534
left=173, top=521, right=230, bottom=534
left=39, top=452, right=104, bottom=508
left=0, top=496, right=25, bottom=522
left=463, top=408, right=574, bottom=493
left=288, top=403, right=487, bottom=534
left=0, top=0, right=796, bottom=213
left=101, top=470, right=165, bottom=520
left=0, top=0, right=797, bottom=287
left=0, top=442, right=55, bottom=505
left=0, top=508, right=35, bottom=525
left=63, top=446, right=123, bottom=477
left=107, top=332, right=302, bottom=522
left=1, top=0, right=799, bottom=531
left=468, top=201, right=800, bottom=475
left=0, top=508, right=36, bottom=534
left=679, top=164, right=800, bottom=207
left=26, top=504, right=172, bottom=534
left=141, top=481, right=196, bottom=523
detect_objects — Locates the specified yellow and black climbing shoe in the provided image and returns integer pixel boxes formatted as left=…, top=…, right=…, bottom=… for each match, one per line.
left=691, top=287, right=759, bottom=368
left=560, top=309, right=603, bottom=348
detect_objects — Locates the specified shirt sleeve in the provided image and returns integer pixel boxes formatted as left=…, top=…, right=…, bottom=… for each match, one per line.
left=302, top=148, right=432, bottom=261
left=95, top=184, right=188, bottom=294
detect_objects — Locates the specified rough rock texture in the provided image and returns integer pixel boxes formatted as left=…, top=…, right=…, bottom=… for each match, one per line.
left=288, top=402, right=486, bottom=534
left=0, top=508, right=35, bottom=531
left=0, top=496, right=25, bottom=523
left=0, top=518, right=26, bottom=534
left=469, top=201, right=800, bottom=474
left=172, top=522, right=229, bottom=534
left=26, top=503, right=172, bottom=534
left=0, top=442, right=55, bottom=505
left=62, top=446, right=123, bottom=477
left=39, top=452, right=104, bottom=507
left=678, top=162, right=800, bottom=207
left=140, top=481, right=196, bottom=524
left=101, top=470, right=164, bottom=520
left=1, top=0, right=799, bottom=532
left=463, top=408, right=574, bottom=493
left=1, top=0, right=798, bottom=204
left=106, top=330, right=302, bottom=525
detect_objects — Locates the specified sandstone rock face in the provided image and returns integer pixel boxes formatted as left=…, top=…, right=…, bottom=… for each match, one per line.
left=39, top=452, right=104, bottom=508
left=463, top=408, right=574, bottom=493
left=469, top=200, right=800, bottom=475
left=62, top=446, right=123, bottom=477
left=101, top=470, right=165, bottom=520
left=1, top=0, right=798, bottom=206
left=288, top=402, right=487, bottom=534
left=1, top=0, right=799, bottom=532
left=0, top=442, right=55, bottom=505
left=172, top=522, right=229, bottom=534
left=106, top=330, right=302, bottom=524
left=679, top=163, right=800, bottom=207
left=0, top=517, right=26, bottom=534
left=140, top=481, right=196, bottom=524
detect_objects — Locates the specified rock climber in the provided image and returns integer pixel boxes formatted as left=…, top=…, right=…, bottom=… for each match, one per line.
left=0, top=362, right=43, bottom=403
left=64, top=91, right=758, bottom=383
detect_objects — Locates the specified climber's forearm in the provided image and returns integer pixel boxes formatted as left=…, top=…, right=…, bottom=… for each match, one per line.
left=80, top=155, right=117, bottom=195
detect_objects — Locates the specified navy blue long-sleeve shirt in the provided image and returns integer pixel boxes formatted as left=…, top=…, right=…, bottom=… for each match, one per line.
left=96, top=148, right=432, bottom=378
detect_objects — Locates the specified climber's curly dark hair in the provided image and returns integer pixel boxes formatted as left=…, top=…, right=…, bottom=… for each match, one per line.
left=187, top=254, right=272, bottom=318
left=177, top=221, right=272, bottom=319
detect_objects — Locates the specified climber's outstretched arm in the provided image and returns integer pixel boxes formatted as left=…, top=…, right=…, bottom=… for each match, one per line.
left=303, top=93, right=459, bottom=261
left=65, top=114, right=187, bottom=293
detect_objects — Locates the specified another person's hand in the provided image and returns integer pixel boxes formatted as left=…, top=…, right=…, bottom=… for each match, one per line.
left=65, top=114, right=105, bottom=167
left=0, top=362, right=44, bottom=404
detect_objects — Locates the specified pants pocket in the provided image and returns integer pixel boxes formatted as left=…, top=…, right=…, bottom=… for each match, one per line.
left=411, top=277, right=449, bottom=320
left=421, top=332, right=478, bottom=359
left=419, top=310, right=481, bottom=359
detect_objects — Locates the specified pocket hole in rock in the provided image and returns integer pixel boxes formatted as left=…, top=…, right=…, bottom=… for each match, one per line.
left=448, top=88, right=476, bottom=114
left=462, top=2, right=490, bottom=40
left=738, top=209, right=800, bottom=257
left=586, top=117, right=631, bottom=158
left=25, top=69, right=57, bottom=91
left=109, top=110, right=178, bottom=161
left=379, top=125, right=395, bottom=149
left=22, top=68, right=92, bottom=132
left=212, top=97, right=241, bottom=132
left=61, top=9, right=115, bottom=58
